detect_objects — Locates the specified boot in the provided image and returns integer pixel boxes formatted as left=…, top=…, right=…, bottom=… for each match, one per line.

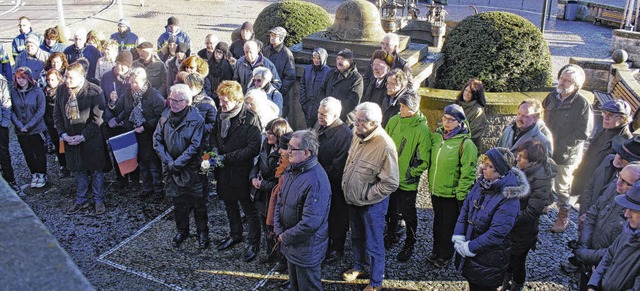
left=551, top=208, right=570, bottom=233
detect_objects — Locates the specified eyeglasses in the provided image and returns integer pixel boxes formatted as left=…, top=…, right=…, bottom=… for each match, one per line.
left=603, top=112, right=623, bottom=120
left=288, top=147, right=306, bottom=152
left=442, top=116, right=458, bottom=123
left=617, top=175, right=635, bottom=187
left=253, top=78, right=263, bottom=83
left=168, top=98, right=186, bottom=104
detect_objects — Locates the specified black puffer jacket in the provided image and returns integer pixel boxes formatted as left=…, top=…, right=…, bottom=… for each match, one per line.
left=211, top=104, right=262, bottom=201
left=314, top=118, right=352, bottom=195
left=53, top=81, right=105, bottom=171
left=153, top=106, right=205, bottom=197
left=510, top=159, right=556, bottom=253
left=262, top=43, right=296, bottom=97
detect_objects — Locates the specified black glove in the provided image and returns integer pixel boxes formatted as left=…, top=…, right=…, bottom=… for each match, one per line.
left=568, top=239, right=580, bottom=250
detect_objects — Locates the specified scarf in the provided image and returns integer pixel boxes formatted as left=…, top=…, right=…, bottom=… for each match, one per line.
left=623, top=221, right=640, bottom=242
left=478, top=176, right=493, bottom=191
left=443, top=125, right=461, bottom=140
left=219, top=104, right=243, bottom=139
left=266, top=155, right=290, bottom=226
left=65, top=81, right=84, bottom=120
left=129, top=84, right=149, bottom=128
left=45, top=86, right=57, bottom=104
left=168, top=106, right=188, bottom=128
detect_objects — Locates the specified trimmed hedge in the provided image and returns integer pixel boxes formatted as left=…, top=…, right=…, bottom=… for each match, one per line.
left=436, top=12, right=552, bottom=92
left=254, top=0, right=332, bottom=47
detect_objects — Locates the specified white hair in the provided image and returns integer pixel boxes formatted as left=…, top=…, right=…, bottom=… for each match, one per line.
left=170, top=84, right=193, bottom=105
left=129, top=67, right=147, bottom=83
left=355, top=102, right=383, bottom=124
left=245, top=89, right=279, bottom=126
left=252, top=67, right=273, bottom=83
left=319, top=97, right=342, bottom=117
left=561, top=65, right=586, bottom=89
left=75, top=28, right=88, bottom=38
left=383, top=33, right=399, bottom=47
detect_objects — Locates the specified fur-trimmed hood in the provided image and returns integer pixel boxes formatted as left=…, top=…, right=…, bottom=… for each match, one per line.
left=501, top=167, right=530, bottom=199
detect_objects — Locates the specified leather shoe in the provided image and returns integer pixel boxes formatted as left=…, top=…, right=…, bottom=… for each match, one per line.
left=216, top=237, right=241, bottom=251
left=244, top=245, right=258, bottom=262
left=172, top=232, right=189, bottom=248
left=323, top=250, right=343, bottom=264
left=198, top=232, right=210, bottom=249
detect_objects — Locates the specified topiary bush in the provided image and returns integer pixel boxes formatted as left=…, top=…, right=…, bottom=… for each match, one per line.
left=435, top=12, right=552, bottom=92
left=254, top=0, right=332, bottom=47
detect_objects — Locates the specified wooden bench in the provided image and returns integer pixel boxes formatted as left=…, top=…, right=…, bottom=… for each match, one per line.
left=594, top=9, right=626, bottom=28
left=593, top=80, right=640, bottom=114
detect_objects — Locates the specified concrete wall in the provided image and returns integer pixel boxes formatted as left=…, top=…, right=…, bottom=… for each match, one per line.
left=0, top=179, right=94, bottom=290
left=557, top=0, right=627, bottom=25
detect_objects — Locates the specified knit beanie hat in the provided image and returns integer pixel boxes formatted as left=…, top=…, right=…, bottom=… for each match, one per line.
left=241, top=21, right=254, bottom=33
left=167, top=16, right=179, bottom=26
left=215, top=42, right=229, bottom=54
left=397, top=90, right=420, bottom=113
left=115, top=50, right=133, bottom=67
left=443, top=104, right=466, bottom=123
left=485, top=148, right=513, bottom=176
left=337, top=49, right=354, bottom=65
left=279, top=132, right=293, bottom=150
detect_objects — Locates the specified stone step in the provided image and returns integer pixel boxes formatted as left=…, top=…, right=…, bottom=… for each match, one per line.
left=301, top=32, right=411, bottom=55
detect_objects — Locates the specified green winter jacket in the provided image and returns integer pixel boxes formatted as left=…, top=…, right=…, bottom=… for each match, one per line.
left=428, top=125, right=478, bottom=200
left=385, top=112, right=432, bottom=191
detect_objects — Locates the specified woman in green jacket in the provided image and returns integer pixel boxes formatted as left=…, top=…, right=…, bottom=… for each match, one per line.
left=427, top=104, right=478, bottom=268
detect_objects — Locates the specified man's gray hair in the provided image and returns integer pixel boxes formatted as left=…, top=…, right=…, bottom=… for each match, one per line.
left=169, top=84, right=193, bottom=105
left=319, top=97, right=342, bottom=117
left=383, top=33, right=399, bottom=47
left=355, top=102, right=383, bottom=124
left=624, top=162, right=640, bottom=182
left=560, top=65, right=586, bottom=90
left=252, top=67, right=273, bottom=82
left=129, top=67, right=148, bottom=83
left=292, top=129, right=319, bottom=156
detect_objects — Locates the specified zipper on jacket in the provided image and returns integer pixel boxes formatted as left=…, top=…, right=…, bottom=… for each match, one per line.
left=430, top=139, right=445, bottom=189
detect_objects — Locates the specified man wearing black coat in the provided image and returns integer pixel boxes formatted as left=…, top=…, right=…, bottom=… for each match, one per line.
left=318, top=49, right=363, bottom=122
left=313, top=97, right=352, bottom=264
left=211, top=80, right=262, bottom=262
left=262, top=27, right=296, bottom=118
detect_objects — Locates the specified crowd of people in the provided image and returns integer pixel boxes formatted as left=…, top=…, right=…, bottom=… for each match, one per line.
left=1, top=14, right=640, bottom=291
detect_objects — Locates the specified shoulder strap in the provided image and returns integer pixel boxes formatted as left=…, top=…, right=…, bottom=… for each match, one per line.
left=458, top=136, right=469, bottom=166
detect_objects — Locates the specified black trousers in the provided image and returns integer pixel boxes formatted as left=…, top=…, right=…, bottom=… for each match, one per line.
left=431, top=195, right=459, bottom=260
left=17, top=133, right=47, bottom=174
left=468, top=282, right=496, bottom=291
left=173, top=195, right=209, bottom=235
left=328, top=188, right=349, bottom=252
left=507, top=249, right=530, bottom=284
left=387, top=189, right=418, bottom=242
left=223, top=195, right=260, bottom=247
left=0, top=126, right=15, bottom=182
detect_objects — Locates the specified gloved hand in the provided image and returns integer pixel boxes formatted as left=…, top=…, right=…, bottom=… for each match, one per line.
left=452, top=235, right=465, bottom=245
left=167, top=161, right=179, bottom=174
left=454, top=241, right=465, bottom=257
left=458, top=241, right=476, bottom=258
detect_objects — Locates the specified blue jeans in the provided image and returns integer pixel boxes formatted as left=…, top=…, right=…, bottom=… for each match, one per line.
left=288, top=261, right=322, bottom=291
left=349, top=197, right=389, bottom=287
left=139, top=157, right=162, bottom=192
left=74, top=170, right=104, bottom=204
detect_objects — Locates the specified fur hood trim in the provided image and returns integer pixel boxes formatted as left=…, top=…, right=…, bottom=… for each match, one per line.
left=502, top=167, right=530, bottom=199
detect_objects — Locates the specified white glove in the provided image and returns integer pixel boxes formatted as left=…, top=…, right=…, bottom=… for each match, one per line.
left=454, top=241, right=465, bottom=257
left=452, top=235, right=465, bottom=245
left=459, top=241, right=476, bottom=258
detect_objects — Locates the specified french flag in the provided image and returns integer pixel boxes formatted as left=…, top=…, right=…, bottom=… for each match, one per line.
left=108, top=130, right=138, bottom=175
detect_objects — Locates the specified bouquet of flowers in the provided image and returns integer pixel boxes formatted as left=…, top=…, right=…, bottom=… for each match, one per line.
left=201, top=148, right=224, bottom=174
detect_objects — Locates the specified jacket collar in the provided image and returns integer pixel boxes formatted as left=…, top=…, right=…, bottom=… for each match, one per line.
left=287, top=156, right=319, bottom=174
left=358, top=125, right=384, bottom=143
